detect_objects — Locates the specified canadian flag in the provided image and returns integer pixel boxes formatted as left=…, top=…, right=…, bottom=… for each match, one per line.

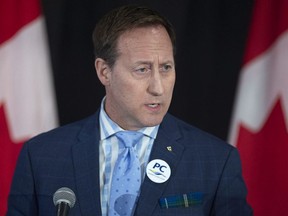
left=0, top=0, right=58, bottom=214
left=229, top=0, right=288, bottom=215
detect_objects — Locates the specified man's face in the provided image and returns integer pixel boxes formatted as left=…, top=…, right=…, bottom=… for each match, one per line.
left=100, top=25, right=175, bottom=130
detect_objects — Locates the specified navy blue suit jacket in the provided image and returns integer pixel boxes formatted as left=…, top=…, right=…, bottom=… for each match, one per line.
left=7, top=112, right=252, bottom=215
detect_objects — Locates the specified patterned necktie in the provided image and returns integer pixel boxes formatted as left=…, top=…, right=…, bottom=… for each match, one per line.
left=109, top=131, right=143, bottom=216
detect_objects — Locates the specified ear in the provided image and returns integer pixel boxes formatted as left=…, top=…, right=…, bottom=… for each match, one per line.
left=95, top=58, right=111, bottom=86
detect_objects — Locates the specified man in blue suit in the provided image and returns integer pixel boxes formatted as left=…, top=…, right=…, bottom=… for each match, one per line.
left=7, top=5, right=252, bottom=215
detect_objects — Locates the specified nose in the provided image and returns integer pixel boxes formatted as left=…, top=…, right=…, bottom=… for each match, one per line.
left=148, top=69, right=164, bottom=96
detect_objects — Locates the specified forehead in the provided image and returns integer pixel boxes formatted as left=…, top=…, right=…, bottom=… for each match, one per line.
left=116, top=26, right=173, bottom=59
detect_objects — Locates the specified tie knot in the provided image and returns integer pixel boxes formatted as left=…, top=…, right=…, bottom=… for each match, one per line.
left=115, top=131, right=143, bottom=148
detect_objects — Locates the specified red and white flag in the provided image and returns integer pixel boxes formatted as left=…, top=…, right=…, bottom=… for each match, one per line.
left=229, top=0, right=288, bottom=215
left=0, top=0, right=58, bottom=213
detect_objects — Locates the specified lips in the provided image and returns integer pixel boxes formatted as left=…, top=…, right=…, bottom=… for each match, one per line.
left=148, top=103, right=159, bottom=108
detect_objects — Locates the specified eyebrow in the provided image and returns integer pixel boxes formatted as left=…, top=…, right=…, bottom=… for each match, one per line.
left=134, top=60, right=174, bottom=66
left=133, top=61, right=152, bottom=66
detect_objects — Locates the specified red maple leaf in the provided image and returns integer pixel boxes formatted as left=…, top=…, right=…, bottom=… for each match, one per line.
left=237, top=99, right=288, bottom=216
left=0, top=105, right=25, bottom=215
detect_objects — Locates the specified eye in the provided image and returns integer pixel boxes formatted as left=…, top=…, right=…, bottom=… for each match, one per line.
left=136, top=67, right=148, bottom=73
left=135, top=65, right=151, bottom=74
left=161, top=64, right=173, bottom=72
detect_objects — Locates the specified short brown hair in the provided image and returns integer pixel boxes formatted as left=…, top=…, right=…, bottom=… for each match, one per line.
left=92, top=5, right=176, bottom=67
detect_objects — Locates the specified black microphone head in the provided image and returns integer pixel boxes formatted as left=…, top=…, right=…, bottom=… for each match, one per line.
left=53, top=187, right=76, bottom=208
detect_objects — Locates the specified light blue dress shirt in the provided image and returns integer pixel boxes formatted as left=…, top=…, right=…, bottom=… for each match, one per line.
left=98, top=98, right=159, bottom=215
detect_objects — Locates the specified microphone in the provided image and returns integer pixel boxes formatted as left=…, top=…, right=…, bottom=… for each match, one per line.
left=53, top=187, right=76, bottom=216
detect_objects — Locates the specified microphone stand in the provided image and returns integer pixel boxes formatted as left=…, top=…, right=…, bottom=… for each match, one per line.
left=56, top=202, right=70, bottom=216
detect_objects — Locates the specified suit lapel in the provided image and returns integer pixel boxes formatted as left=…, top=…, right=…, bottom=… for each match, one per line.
left=70, top=113, right=184, bottom=215
left=72, top=113, right=102, bottom=215
left=135, top=115, right=185, bottom=216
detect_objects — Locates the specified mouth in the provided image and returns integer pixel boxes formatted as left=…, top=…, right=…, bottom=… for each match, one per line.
left=147, top=103, right=160, bottom=108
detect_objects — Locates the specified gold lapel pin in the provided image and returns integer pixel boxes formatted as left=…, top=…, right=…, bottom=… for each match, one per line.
left=167, top=146, right=172, bottom=152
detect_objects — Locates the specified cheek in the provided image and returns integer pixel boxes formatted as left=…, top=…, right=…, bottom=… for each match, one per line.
left=165, top=78, right=176, bottom=94
left=111, top=78, right=139, bottom=102
left=110, top=73, right=128, bottom=92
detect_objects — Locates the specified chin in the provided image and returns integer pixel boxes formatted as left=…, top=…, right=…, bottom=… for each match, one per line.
left=142, top=117, right=164, bottom=127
